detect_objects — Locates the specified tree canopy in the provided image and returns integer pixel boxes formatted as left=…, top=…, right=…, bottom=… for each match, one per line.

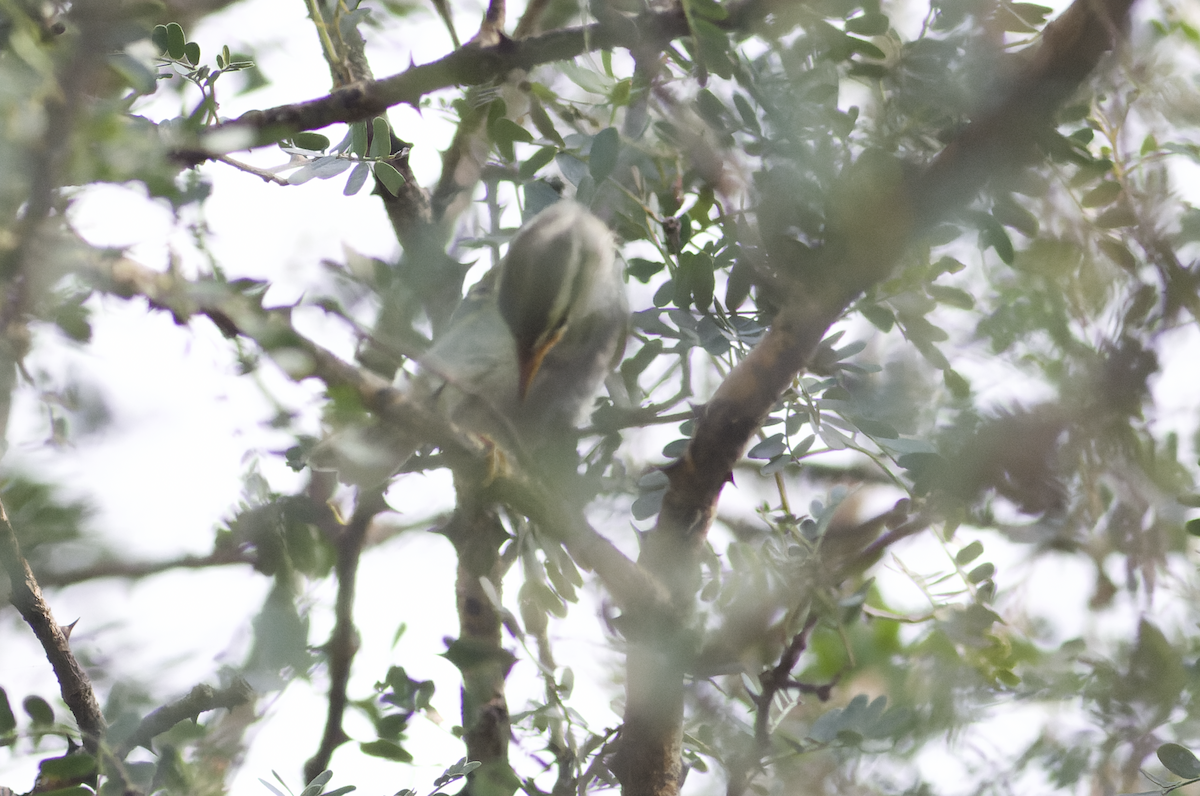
left=2, top=0, right=1200, bottom=795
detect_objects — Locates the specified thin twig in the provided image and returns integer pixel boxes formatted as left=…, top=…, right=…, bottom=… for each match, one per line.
left=214, top=155, right=291, bottom=185
left=38, top=549, right=255, bottom=588
left=115, top=679, right=254, bottom=760
left=304, top=488, right=389, bottom=782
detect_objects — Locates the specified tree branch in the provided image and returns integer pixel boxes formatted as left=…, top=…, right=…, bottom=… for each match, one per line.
left=86, top=256, right=669, bottom=617
left=115, top=679, right=254, bottom=760
left=176, top=11, right=692, bottom=159
left=36, top=549, right=255, bottom=588
left=304, top=488, right=388, bottom=782
left=0, top=497, right=107, bottom=753
left=616, top=0, right=1142, bottom=790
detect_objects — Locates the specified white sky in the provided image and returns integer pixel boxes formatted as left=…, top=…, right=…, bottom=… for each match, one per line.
left=2, top=0, right=1199, bottom=794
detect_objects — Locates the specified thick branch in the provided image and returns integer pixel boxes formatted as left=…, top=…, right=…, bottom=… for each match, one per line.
left=0, top=498, right=107, bottom=753
left=179, top=12, right=691, bottom=158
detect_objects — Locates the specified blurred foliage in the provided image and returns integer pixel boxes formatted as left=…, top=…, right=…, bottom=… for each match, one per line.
left=1, top=0, right=1200, bottom=795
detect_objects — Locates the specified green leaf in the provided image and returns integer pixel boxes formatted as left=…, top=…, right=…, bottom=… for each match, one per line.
left=559, top=60, right=612, bottom=94
left=343, top=162, right=371, bottom=195
left=555, top=152, right=587, bottom=186
left=982, top=222, right=1014, bottom=264
left=747, top=434, right=786, bottom=460
left=373, top=162, right=405, bottom=196
left=927, top=284, right=975, bottom=310
left=376, top=712, right=409, bottom=740
left=689, top=0, right=729, bottom=19
left=292, top=132, right=330, bottom=152
left=1095, top=204, right=1137, bottom=229
left=311, top=156, right=352, bottom=179
left=956, top=541, right=984, bottom=565
left=23, top=695, right=53, bottom=726
left=525, top=581, right=567, bottom=618
left=0, top=688, right=15, bottom=734
left=491, top=117, right=534, bottom=145
left=611, top=77, right=632, bottom=107
left=631, top=488, right=665, bottom=520
left=726, top=258, right=753, bottom=309
left=55, top=302, right=92, bottom=343
left=1081, top=180, right=1121, bottom=207
left=860, top=303, right=895, bottom=331
left=682, top=250, right=715, bottom=310
left=519, top=146, right=557, bottom=179
left=165, top=22, right=186, bottom=60
left=850, top=416, right=898, bottom=439
left=369, top=118, right=391, bottom=159
left=1008, top=2, right=1052, bottom=24
left=544, top=558, right=578, bottom=603
left=943, top=368, right=970, bottom=398
left=184, top=41, right=201, bottom=66
left=847, top=36, right=886, bottom=59
left=914, top=340, right=950, bottom=369
left=845, top=11, right=889, bottom=34
left=996, top=669, right=1020, bottom=687
left=693, top=18, right=735, bottom=79
left=152, top=24, right=169, bottom=53
left=528, top=100, right=564, bottom=147
left=1186, top=517, right=1200, bottom=536
left=590, top=127, right=620, bottom=183
left=967, top=562, right=994, bottom=583
left=696, top=89, right=730, bottom=130
left=287, top=163, right=321, bottom=186
left=361, top=739, right=414, bottom=762
left=652, top=279, right=675, bottom=308
left=732, top=93, right=761, bottom=134
left=993, top=197, right=1039, bottom=236
left=300, top=770, right=333, bottom=796
left=627, top=257, right=665, bottom=283
left=349, top=121, right=368, bottom=157
left=1159, top=744, right=1200, bottom=779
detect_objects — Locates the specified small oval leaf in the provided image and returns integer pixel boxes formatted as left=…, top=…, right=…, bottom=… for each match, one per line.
left=590, top=127, right=620, bottom=183
left=373, top=161, right=405, bottom=196
left=1158, top=743, right=1200, bottom=779
left=165, top=22, right=186, bottom=60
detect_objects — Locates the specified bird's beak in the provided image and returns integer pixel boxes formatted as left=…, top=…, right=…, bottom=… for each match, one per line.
left=518, top=326, right=567, bottom=399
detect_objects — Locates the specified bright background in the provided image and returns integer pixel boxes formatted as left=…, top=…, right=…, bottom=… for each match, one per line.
left=3, top=0, right=1200, bottom=794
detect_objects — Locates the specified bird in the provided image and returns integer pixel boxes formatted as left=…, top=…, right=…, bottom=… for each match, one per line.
left=418, top=198, right=629, bottom=460
left=311, top=199, right=628, bottom=485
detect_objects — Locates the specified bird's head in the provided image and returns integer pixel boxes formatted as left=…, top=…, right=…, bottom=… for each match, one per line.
left=497, top=200, right=621, bottom=399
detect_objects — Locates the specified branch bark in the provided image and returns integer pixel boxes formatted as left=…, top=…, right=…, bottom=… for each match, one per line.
left=0, top=498, right=107, bottom=753
left=176, top=9, right=694, bottom=158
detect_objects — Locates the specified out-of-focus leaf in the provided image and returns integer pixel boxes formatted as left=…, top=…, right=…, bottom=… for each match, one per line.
left=590, top=127, right=620, bottom=182
left=361, top=740, right=414, bottom=762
